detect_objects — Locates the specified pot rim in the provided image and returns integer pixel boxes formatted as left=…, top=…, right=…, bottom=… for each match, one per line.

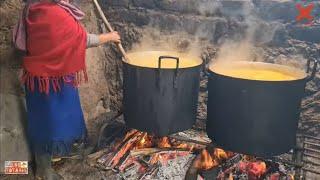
left=122, top=50, right=203, bottom=69
left=208, top=61, right=308, bottom=82
left=123, top=59, right=204, bottom=70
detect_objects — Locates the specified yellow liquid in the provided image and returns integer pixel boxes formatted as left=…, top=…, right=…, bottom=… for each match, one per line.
left=211, top=62, right=305, bottom=81
left=217, top=68, right=296, bottom=81
left=126, top=51, right=202, bottom=69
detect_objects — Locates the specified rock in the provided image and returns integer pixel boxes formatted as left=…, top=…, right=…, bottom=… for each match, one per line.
left=0, top=0, right=31, bottom=173
left=288, top=25, right=320, bottom=43
left=254, top=0, right=297, bottom=23
left=0, top=93, right=31, bottom=173
left=101, top=0, right=130, bottom=7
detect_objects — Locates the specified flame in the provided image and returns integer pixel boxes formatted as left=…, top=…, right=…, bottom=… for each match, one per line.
left=176, top=143, right=194, bottom=151
left=114, top=129, right=138, bottom=150
left=195, top=149, right=219, bottom=170
left=213, top=148, right=228, bottom=160
left=135, top=133, right=152, bottom=149
left=158, top=137, right=171, bottom=148
left=176, top=143, right=188, bottom=149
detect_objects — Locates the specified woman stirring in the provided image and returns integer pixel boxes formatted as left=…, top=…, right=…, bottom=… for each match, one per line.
left=13, top=0, right=120, bottom=179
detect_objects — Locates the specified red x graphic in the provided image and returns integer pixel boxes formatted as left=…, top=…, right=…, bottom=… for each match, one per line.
left=296, top=3, right=314, bottom=24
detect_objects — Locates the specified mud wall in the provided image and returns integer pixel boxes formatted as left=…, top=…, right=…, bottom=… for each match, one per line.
left=0, top=0, right=125, bottom=172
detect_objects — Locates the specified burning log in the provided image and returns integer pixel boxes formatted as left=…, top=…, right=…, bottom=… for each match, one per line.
left=158, top=137, right=172, bottom=148
left=130, top=148, right=191, bottom=157
left=135, top=133, right=153, bottom=149
left=113, top=129, right=138, bottom=150
left=107, top=132, right=143, bottom=168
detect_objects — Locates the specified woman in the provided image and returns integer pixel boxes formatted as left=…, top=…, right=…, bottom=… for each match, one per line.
left=13, top=0, right=120, bottom=179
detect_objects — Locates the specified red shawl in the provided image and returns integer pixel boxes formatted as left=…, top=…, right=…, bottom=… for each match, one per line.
left=22, top=2, right=87, bottom=94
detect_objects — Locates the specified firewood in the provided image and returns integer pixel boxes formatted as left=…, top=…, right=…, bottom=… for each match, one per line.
left=107, top=132, right=143, bottom=168
left=114, top=129, right=139, bottom=150
left=87, top=149, right=109, bottom=166
left=130, top=148, right=190, bottom=157
left=169, top=135, right=211, bottom=146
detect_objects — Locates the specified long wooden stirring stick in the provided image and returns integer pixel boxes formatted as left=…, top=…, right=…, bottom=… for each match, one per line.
left=93, top=0, right=129, bottom=62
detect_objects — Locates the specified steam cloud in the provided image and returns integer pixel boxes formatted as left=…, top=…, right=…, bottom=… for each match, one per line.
left=130, top=0, right=297, bottom=67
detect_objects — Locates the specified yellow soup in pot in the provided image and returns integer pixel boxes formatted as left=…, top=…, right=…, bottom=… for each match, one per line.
left=125, top=51, right=202, bottom=69
left=210, top=62, right=306, bottom=81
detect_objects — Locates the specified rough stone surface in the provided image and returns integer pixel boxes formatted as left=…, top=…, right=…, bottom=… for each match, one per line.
left=0, top=0, right=30, bottom=173
left=78, top=1, right=113, bottom=135
left=0, top=94, right=31, bottom=173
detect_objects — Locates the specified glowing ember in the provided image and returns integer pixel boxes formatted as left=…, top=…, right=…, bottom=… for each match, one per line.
left=158, top=137, right=172, bottom=148
left=238, top=161, right=267, bottom=178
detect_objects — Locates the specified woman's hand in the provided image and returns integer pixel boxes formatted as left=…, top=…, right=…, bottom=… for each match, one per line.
left=99, top=31, right=121, bottom=44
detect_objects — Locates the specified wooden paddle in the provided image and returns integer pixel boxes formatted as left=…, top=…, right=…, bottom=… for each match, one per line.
left=93, top=0, right=129, bottom=62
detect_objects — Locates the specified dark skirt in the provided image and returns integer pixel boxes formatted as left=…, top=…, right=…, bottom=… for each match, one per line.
left=25, top=81, right=86, bottom=156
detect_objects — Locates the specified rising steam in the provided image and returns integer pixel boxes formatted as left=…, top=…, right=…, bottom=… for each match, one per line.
left=129, top=0, right=295, bottom=67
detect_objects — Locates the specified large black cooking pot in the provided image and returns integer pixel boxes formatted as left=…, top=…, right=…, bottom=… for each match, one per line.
left=207, top=59, right=318, bottom=157
left=123, top=51, right=202, bottom=136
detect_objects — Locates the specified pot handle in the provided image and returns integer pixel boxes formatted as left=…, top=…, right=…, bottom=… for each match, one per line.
left=158, top=56, right=180, bottom=70
left=158, top=56, right=180, bottom=88
left=306, top=58, right=318, bottom=82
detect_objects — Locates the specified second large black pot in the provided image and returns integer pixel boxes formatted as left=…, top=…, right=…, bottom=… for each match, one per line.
left=123, top=51, right=202, bottom=136
left=207, top=60, right=318, bottom=157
